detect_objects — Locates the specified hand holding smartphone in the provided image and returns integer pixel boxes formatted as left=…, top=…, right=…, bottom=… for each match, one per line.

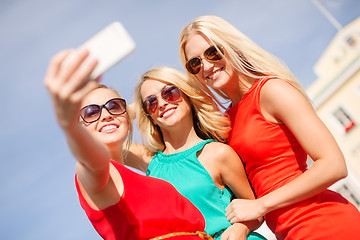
left=63, top=22, right=136, bottom=79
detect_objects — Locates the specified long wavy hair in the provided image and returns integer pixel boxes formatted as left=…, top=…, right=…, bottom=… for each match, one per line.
left=134, top=66, right=231, bottom=153
left=179, top=15, right=309, bottom=107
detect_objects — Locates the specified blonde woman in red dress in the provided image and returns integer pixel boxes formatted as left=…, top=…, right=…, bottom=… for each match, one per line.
left=44, top=49, right=212, bottom=240
left=179, top=15, right=360, bottom=239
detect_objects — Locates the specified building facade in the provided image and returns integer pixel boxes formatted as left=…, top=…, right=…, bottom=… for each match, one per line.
left=307, top=17, right=360, bottom=208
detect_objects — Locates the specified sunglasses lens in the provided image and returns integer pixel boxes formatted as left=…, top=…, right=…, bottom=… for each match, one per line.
left=81, top=105, right=100, bottom=123
left=162, top=86, right=181, bottom=102
left=185, top=45, right=223, bottom=75
left=204, top=45, right=223, bottom=61
left=106, top=99, right=126, bottom=115
left=143, top=86, right=181, bottom=115
left=186, top=57, right=202, bottom=74
left=144, top=96, right=158, bottom=114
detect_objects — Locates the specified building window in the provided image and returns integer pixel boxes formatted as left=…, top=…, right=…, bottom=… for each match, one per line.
left=345, top=34, right=357, bottom=47
left=333, top=107, right=356, bottom=133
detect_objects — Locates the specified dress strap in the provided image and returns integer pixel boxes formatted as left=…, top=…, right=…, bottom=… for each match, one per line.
left=185, top=139, right=216, bottom=157
left=194, top=139, right=216, bottom=150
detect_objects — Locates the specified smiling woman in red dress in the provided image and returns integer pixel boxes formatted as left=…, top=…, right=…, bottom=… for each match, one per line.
left=179, top=15, right=360, bottom=239
left=44, top=49, right=211, bottom=240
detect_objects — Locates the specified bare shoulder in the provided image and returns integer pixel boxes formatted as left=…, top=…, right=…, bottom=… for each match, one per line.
left=203, top=141, right=232, bottom=153
left=260, top=79, right=309, bottom=123
left=261, top=79, right=301, bottom=102
left=202, top=141, right=240, bottom=163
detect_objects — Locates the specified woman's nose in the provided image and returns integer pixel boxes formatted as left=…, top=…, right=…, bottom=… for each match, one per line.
left=202, top=58, right=213, bottom=72
left=157, top=97, right=168, bottom=111
left=100, top=107, right=113, bottom=121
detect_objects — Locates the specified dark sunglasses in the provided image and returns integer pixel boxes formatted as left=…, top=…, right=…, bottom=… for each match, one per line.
left=185, top=45, right=224, bottom=74
left=143, top=85, right=182, bottom=115
left=80, top=98, right=126, bottom=123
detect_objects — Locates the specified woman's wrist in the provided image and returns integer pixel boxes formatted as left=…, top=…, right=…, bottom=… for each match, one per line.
left=232, top=222, right=250, bottom=235
left=259, top=192, right=279, bottom=215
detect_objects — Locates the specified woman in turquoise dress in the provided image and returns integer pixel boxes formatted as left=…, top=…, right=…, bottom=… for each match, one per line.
left=126, top=66, right=266, bottom=240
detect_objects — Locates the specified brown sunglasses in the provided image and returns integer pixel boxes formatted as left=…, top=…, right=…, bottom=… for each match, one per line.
left=185, top=45, right=224, bottom=74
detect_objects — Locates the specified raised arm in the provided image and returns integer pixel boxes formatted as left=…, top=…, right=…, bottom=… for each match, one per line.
left=44, top=49, right=116, bottom=201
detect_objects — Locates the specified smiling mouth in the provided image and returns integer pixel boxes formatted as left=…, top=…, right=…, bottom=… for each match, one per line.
left=206, top=67, right=223, bottom=80
left=160, top=108, right=176, bottom=118
left=100, top=124, right=118, bottom=133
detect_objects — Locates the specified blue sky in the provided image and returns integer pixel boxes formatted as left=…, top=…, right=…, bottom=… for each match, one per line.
left=0, top=0, right=359, bottom=239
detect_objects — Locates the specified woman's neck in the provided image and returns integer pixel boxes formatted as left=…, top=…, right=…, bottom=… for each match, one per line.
left=162, top=125, right=202, bottom=155
left=223, top=75, right=257, bottom=106
left=110, top=148, right=124, bottom=165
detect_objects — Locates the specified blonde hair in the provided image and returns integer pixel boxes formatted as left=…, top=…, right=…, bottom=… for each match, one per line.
left=179, top=15, right=309, bottom=107
left=134, top=66, right=231, bottom=153
left=90, top=84, right=133, bottom=155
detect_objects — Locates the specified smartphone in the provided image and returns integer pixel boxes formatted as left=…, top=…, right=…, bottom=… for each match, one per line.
left=76, top=22, right=136, bottom=79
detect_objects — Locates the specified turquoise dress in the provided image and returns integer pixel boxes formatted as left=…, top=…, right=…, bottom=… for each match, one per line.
left=146, top=139, right=266, bottom=240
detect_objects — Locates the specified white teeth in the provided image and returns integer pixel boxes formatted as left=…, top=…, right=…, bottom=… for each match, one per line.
left=208, top=69, right=220, bottom=80
left=162, top=109, right=175, bottom=118
left=102, top=125, right=117, bottom=132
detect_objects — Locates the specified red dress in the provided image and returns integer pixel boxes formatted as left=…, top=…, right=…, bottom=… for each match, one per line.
left=75, top=160, right=206, bottom=240
left=227, top=77, right=360, bottom=239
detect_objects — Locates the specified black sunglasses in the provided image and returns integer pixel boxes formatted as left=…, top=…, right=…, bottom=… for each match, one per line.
left=143, top=85, right=182, bottom=115
left=80, top=98, right=126, bottom=123
left=185, top=45, right=224, bottom=74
